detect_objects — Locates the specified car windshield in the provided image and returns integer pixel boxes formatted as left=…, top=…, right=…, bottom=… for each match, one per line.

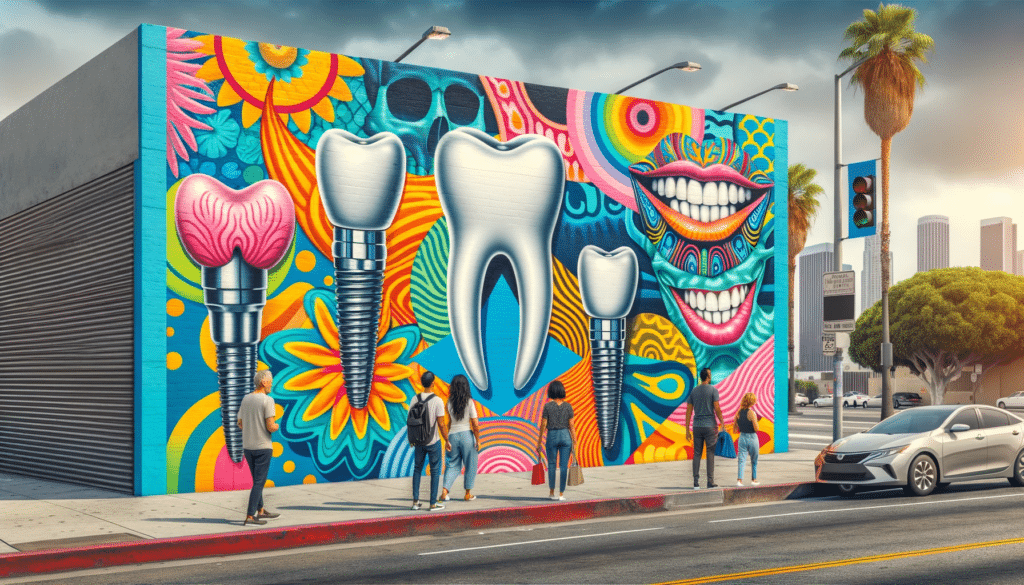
left=866, top=407, right=959, bottom=435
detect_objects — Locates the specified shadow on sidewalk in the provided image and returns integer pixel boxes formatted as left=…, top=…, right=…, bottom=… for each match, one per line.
left=145, top=517, right=239, bottom=525
left=280, top=502, right=410, bottom=512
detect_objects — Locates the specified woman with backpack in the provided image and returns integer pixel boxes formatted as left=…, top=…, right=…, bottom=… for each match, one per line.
left=536, top=381, right=577, bottom=500
left=440, top=374, right=481, bottom=502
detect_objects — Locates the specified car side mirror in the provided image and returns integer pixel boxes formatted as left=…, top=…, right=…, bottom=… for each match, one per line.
left=950, top=424, right=970, bottom=433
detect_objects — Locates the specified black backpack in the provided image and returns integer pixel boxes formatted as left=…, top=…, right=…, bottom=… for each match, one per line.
left=407, top=394, right=437, bottom=446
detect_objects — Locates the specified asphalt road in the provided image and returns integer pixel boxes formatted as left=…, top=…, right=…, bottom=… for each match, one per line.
left=15, top=481, right=1024, bottom=585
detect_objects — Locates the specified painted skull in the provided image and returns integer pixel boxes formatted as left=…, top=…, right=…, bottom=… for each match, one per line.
left=628, top=134, right=776, bottom=381
left=363, top=61, right=489, bottom=175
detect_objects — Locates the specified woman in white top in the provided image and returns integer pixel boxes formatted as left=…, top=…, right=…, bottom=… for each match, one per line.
left=441, top=374, right=481, bottom=501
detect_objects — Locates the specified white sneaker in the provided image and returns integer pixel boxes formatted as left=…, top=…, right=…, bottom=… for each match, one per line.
left=430, top=503, right=445, bottom=511
left=693, top=485, right=701, bottom=490
left=558, top=495, right=566, bottom=501
left=550, top=494, right=559, bottom=500
left=411, top=501, right=422, bottom=510
left=737, top=480, right=744, bottom=487
left=752, top=480, right=761, bottom=486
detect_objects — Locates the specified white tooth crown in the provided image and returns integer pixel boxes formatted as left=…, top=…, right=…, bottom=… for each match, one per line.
left=315, top=129, right=406, bottom=230
left=682, top=283, right=750, bottom=324
left=435, top=128, right=566, bottom=391
left=576, top=246, right=638, bottom=450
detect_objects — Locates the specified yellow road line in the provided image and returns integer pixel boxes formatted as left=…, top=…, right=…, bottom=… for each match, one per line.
left=656, top=537, right=1024, bottom=584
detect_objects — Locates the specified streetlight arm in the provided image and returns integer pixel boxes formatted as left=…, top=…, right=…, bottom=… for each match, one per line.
left=394, top=37, right=427, bottom=63
left=615, top=65, right=678, bottom=95
left=720, top=87, right=776, bottom=112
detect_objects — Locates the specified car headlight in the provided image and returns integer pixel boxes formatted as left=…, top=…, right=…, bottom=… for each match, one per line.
left=867, top=445, right=910, bottom=460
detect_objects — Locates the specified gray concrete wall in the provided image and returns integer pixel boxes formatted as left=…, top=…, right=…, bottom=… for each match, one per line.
left=0, top=29, right=138, bottom=220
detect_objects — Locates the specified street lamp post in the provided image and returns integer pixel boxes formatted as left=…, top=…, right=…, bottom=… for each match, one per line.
left=719, top=83, right=798, bottom=111
left=832, top=56, right=869, bottom=441
left=614, top=61, right=701, bottom=95
left=394, top=25, right=451, bottom=63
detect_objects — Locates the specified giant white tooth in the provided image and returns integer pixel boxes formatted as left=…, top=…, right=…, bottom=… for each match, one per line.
left=687, top=178, right=702, bottom=204
left=731, top=287, right=740, bottom=308
left=706, top=291, right=719, bottom=312
left=700, top=205, right=710, bottom=223
left=696, top=291, right=706, bottom=311
left=729, top=184, right=738, bottom=204
left=435, top=128, right=565, bottom=391
left=712, top=311, right=722, bottom=325
left=662, top=177, right=674, bottom=199
left=671, top=199, right=680, bottom=213
left=316, top=128, right=407, bottom=410
left=702, top=181, right=717, bottom=205
left=709, top=206, right=720, bottom=222
left=680, top=201, right=690, bottom=217
left=577, top=246, right=638, bottom=449
left=718, top=182, right=730, bottom=205
left=718, top=290, right=731, bottom=311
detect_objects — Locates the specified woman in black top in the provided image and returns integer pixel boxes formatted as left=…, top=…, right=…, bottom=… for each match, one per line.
left=732, top=392, right=761, bottom=486
left=536, top=381, right=576, bottom=500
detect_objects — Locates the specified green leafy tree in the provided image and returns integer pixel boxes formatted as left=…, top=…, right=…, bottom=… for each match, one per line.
left=788, top=164, right=824, bottom=411
left=850, top=268, right=1024, bottom=404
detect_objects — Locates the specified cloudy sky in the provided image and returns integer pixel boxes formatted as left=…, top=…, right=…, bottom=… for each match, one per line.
left=2, top=0, right=1022, bottom=331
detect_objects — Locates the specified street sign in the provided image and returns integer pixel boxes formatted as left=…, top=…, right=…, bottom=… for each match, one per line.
left=823, top=333, right=837, bottom=355
left=823, top=270, right=856, bottom=332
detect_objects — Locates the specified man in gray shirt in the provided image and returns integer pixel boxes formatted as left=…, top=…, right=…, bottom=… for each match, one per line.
left=685, top=367, right=724, bottom=489
left=237, top=369, right=280, bottom=525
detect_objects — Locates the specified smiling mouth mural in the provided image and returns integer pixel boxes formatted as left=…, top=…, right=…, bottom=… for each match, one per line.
left=628, top=133, right=776, bottom=377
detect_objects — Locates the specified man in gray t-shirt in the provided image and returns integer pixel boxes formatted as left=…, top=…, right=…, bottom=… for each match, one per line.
left=237, top=370, right=280, bottom=525
left=685, top=368, right=724, bottom=489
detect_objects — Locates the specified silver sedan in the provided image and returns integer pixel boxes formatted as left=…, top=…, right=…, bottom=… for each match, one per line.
left=815, top=405, right=1024, bottom=497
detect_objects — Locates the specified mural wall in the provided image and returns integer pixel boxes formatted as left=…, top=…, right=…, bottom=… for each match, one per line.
left=162, top=27, right=786, bottom=493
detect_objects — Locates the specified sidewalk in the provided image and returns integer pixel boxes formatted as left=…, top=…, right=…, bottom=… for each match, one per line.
left=0, top=449, right=818, bottom=576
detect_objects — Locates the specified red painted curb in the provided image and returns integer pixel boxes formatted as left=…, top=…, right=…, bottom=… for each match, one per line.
left=0, top=494, right=668, bottom=578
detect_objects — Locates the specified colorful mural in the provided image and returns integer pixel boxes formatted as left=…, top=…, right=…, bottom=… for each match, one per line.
left=163, top=27, right=786, bottom=493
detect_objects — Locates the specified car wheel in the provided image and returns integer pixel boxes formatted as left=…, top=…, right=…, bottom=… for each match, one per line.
left=894, top=400, right=901, bottom=409
left=1009, top=449, right=1024, bottom=487
left=998, top=402, right=1006, bottom=409
left=904, top=454, right=938, bottom=496
left=862, top=402, right=868, bottom=409
left=837, top=484, right=858, bottom=498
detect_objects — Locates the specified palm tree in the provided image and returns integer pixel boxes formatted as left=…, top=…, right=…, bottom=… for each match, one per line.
left=788, top=164, right=823, bottom=412
left=839, top=3, right=934, bottom=418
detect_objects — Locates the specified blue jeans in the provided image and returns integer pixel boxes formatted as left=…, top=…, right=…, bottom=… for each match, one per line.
left=737, top=433, right=759, bottom=481
left=412, top=441, right=443, bottom=506
left=244, top=448, right=272, bottom=517
left=443, top=431, right=478, bottom=491
left=546, top=428, right=573, bottom=493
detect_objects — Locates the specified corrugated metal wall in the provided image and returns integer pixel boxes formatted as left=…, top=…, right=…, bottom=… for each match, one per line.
left=0, top=164, right=135, bottom=493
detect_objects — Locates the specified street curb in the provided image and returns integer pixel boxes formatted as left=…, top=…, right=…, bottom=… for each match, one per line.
left=0, top=483, right=820, bottom=578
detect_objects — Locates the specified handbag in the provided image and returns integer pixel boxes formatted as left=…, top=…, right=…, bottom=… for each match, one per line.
left=567, top=456, right=585, bottom=487
left=531, top=461, right=546, bottom=485
left=715, top=430, right=737, bottom=458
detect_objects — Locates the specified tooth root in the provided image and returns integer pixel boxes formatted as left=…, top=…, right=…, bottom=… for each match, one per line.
left=706, top=292, right=719, bottom=312
left=687, top=179, right=702, bottom=204
left=731, top=287, right=740, bottom=307
left=664, top=177, right=676, bottom=199
left=700, top=205, right=710, bottom=223
left=709, top=206, right=720, bottom=222
left=436, top=128, right=565, bottom=391
left=718, top=290, right=730, bottom=311
left=717, top=182, right=730, bottom=205
left=702, top=181, right=716, bottom=205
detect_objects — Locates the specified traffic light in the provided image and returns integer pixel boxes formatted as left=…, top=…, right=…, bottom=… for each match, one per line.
left=851, top=174, right=875, bottom=228
left=846, top=159, right=877, bottom=239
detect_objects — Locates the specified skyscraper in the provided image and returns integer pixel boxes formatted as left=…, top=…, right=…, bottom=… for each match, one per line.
left=1017, top=250, right=1024, bottom=277
left=861, top=234, right=893, bottom=314
left=917, top=215, right=949, bottom=272
left=799, top=243, right=838, bottom=373
left=980, top=217, right=1016, bottom=272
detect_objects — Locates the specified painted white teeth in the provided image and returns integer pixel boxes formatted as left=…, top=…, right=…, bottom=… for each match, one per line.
left=435, top=128, right=565, bottom=391
left=728, top=184, right=738, bottom=204
left=681, top=284, right=752, bottom=323
left=709, top=206, right=720, bottom=222
left=687, top=178, right=702, bottom=204
left=702, top=182, right=717, bottom=205
left=680, top=201, right=690, bottom=217
left=671, top=199, right=680, bottom=213
left=731, top=287, right=740, bottom=307
left=717, top=182, right=729, bottom=205
left=699, top=205, right=710, bottom=223
left=665, top=177, right=676, bottom=199
left=718, top=290, right=730, bottom=310
left=706, top=292, right=719, bottom=312
left=696, top=291, right=706, bottom=310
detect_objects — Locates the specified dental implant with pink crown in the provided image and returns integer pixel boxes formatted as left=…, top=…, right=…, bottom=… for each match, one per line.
left=175, top=174, right=296, bottom=463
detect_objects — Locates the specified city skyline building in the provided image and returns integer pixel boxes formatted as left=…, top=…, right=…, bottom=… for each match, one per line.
left=980, top=217, right=1016, bottom=273
left=917, top=215, right=950, bottom=273
left=798, top=243, right=852, bottom=373
left=861, top=234, right=893, bottom=314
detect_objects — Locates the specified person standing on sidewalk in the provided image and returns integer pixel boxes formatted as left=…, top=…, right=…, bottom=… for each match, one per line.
left=410, top=371, right=450, bottom=512
left=237, top=369, right=280, bottom=526
left=684, top=367, right=724, bottom=489
left=733, top=392, right=761, bottom=486
left=536, top=381, right=577, bottom=501
left=440, top=374, right=481, bottom=502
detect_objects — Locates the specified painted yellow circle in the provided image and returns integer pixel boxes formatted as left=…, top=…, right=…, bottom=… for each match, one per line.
left=265, top=480, right=275, bottom=488
left=167, top=352, right=183, bottom=370
left=295, top=250, right=317, bottom=272
left=166, top=298, right=185, bottom=317
left=283, top=461, right=295, bottom=473
left=275, top=404, right=284, bottom=420
left=272, top=442, right=283, bottom=457
left=166, top=327, right=174, bottom=337
left=303, top=475, right=317, bottom=484
left=323, top=275, right=334, bottom=286
left=259, top=43, right=299, bottom=69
